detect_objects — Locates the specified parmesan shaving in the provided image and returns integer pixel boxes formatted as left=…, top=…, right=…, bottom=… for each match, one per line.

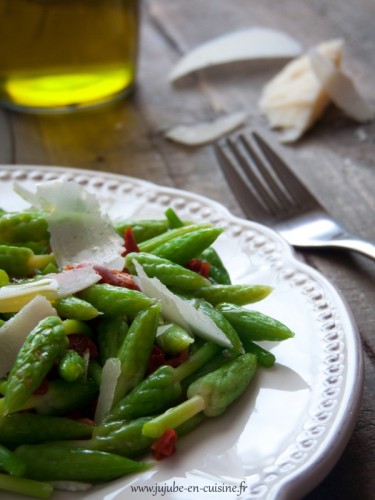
left=169, top=27, right=302, bottom=82
left=94, top=357, right=122, bottom=423
left=133, top=261, right=232, bottom=349
left=165, top=111, right=247, bottom=146
left=15, top=180, right=124, bottom=270
left=0, top=296, right=57, bottom=377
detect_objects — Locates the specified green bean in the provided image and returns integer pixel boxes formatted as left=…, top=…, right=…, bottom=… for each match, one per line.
left=114, top=219, right=170, bottom=243
left=193, top=283, right=273, bottom=306
left=0, top=270, right=9, bottom=287
left=62, top=318, right=92, bottom=336
left=187, top=297, right=244, bottom=354
left=0, top=443, right=26, bottom=476
left=142, top=353, right=257, bottom=438
left=0, top=212, right=49, bottom=250
left=78, top=283, right=156, bottom=319
left=0, top=473, right=53, bottom=499
left=164, top=208, right=184, bottom=229
left=0, top=245, right=55, bottom=278
left=138, top=223, right=212, bottom=253
left=151, top=227, right=223, bottom=266
left=14, top=443, right=151, bottom=482
left=58, top=349, right=86, bottom=382
left=97, top=316, right=129, bottom=365
left=125, top=252, right=210, bottom=290
left=0, top=413, right=93, bottom=447
left=4, top=316, right=68, bottom=415
left=240, top=338, right=276, bottom=367
left=216, top=303, right=295, bottom=341
left=156, top=323, right=194, bottom=355
left=112, top=304, right=160, bottom=406
left=198, top=247, right=231, bottom=284
left=54, top=296, right=100, bottom=320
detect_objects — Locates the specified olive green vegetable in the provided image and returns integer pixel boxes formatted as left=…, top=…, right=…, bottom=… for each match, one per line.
left=0, top=473, right=53, bottom=499
left=112, top=303, right=160, bottom=407
left=78, top=283, right=156, bottom=319
left=58, top=349, right=86, bottom=382
left=156, top=323, right=194, bottom=355
left=54, top=296, right=100, bottom=320
left=138, top=223, right=212, bottom=253
left=193, top=283, right=273, bottom=306
left=125, top=252, right=210, bottom=290
left=114, top=219, right=170, bottom=243
left=240, top=338, right=276, bottom=367
left=4, top=316, right=68, bottom=415
left=97, top=316, right=129, bottom=365
left=216, top=303, right=295, bottom=341
left=0, top=211, right=49, bottom=252
left=0, top=413, right=93, bottom=447
left=198, top=247, right=231, bottom=285
left=151, top=227, right=223, bottom=266
left=15, top=443, right=151, bottom=482
left=0, top=245, right=55, bottom=278
left=164, top=207, right=184, bottom=229
left=142, top=353, right=257, bottom=438
left=0, top=443, right=26, bottom=476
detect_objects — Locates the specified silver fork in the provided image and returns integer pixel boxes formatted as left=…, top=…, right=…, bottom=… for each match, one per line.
left=215, top=131, right=375, bottom=261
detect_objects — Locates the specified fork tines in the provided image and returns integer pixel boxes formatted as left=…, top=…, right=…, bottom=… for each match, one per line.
left=215, top=131, right=319, bottom=222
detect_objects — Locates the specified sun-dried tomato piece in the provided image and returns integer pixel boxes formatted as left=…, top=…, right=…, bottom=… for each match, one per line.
left=68, top=334, right=98, bottom=358
left=33, top=378, right=49, bottom=395
left=94, top=265, right=140, bottom=290
left=151, top=428, right=178, bottom=461
left=122, top=227, right=140, bottom=256
left=146, top=345, right=166, bottom=375
left=166, top=349, right=190, bottom=368
left=186, top=258, right=211, bottom=279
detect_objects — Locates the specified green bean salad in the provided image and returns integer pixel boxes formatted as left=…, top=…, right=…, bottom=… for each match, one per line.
left=0, top=180, right=294, bottom=498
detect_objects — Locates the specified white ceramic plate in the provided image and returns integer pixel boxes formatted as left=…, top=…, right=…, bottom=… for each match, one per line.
left=0, top=165, right=363, bottom=500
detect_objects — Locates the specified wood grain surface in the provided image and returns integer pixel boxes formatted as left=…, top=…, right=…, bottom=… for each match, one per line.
left=0, top=0, right=374, bottom=498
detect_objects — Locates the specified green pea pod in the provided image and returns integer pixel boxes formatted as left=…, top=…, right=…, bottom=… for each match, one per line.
left=216, top=303, right=295, bottom=341
left=142, top=353, right=257, bottom=438
left=105, top=365, right=182, bottom=422
left=125, top=252, right=210, bottom=291
left=15, top=443, right=151, bottom=482
left=0, top=473, right=53, bottom=499
left=0, top=211, right=49, bottom=250
left=114, top=219, right=170, bottom=243
left=199, top=247, right=231, bottom=285
left=193, top=283, right=273, bottom=306
left=1, top=378, right=98, bottom=417
left=97, top=316, right=129, bottom=365
left=112, top=304, right=160, bottom=406
left=156, top=323, right=194, bottom=355
left=54, top=296, right=100, bottom=320
left=58, top=349, right=86, bottom=382
left=138, top=223, right=212, bottom=253
left=0, top=245, right=55, bottom=278
left=151, top=227, right=223, bottom=266
left=0, top=443, right=26, bottom=476
left=0, top=413, right=93, bottom=447
left=4, top=316, right=68, bottom=415
left=92, top=417, right=154, bottom=458
left=78, top=283, right=156, bottom=319
left=240, top=338, right=276, bottom=368
left=188, top=298, right=244, bottom=354
left=187, top=353, right=257, bottom=416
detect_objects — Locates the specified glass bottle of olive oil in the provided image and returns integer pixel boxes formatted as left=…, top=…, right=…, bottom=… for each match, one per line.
left=0, top=0, right=139, bottom=112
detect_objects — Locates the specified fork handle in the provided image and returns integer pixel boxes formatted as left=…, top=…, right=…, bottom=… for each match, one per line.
left=329, top=236, right=375, bottom=261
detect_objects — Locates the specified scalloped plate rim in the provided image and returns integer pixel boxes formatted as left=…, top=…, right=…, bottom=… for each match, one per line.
left=0, top=164, right=364, bottom=500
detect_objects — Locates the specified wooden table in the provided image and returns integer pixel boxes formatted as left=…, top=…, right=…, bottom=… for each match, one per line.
left=0, top=0, right=374, bottom=498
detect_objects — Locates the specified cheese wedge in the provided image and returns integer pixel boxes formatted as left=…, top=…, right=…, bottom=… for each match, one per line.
left=259, top=39, right=344, bottom=142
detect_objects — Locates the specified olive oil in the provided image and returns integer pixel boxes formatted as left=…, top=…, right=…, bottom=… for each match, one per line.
left=0, top=0, right=139, bottom=112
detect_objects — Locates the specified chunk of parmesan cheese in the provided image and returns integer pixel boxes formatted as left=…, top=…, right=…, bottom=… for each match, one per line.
left=259, top=39, right=344, bottom=142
